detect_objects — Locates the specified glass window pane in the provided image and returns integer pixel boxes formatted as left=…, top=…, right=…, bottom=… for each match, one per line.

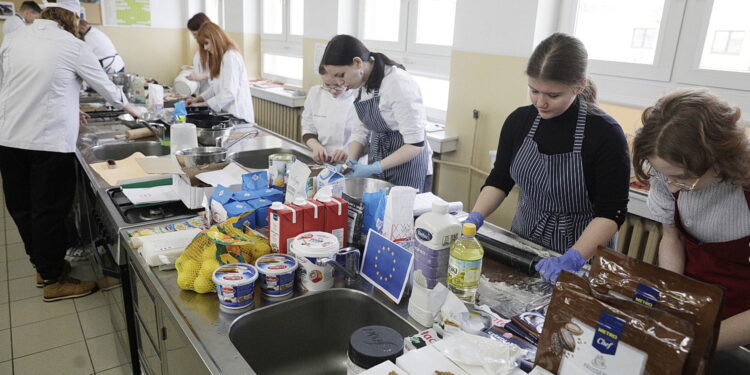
left=412, top=75, right=450, bottom=112
left=205, top=0, right=220, bottom=26
left=263, top=0, right=283, bottom=34
left=362, top=0, right=400, bottom=42
left=574, top=0, right=665, bottom=64
left=700, top=0, right=750, bottom=71
left=263, top=53, right=303, bottom=81
left=289, top=0, right=304, bottom=36
left=415, top=0, right=456, bottom=46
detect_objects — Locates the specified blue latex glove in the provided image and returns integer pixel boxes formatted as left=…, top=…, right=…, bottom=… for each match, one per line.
left=464, top=211, right=485, bottom=229
left=535, top=248, right=586, bottom=284
left=346, top=161, right=382, bottom=178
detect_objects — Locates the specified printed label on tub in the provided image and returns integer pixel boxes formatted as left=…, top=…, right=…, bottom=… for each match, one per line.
left=212, top=264, right=257, bottom=309
left=255, top=254, right=298, bottom=297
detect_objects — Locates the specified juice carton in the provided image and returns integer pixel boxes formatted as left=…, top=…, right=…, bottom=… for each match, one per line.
left=268, top=202, right=304, bottom=254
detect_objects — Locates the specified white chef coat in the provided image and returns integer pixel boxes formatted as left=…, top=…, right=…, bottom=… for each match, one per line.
left=82, top=27, right=125, bottom=74
left=0, top=19, right=128, bottom=153
left=202, top=49, right=254, bottom=123
left=349, top=65, right=433, bottom=174
left=301, top=85, right=360, bottom=155
left=192, top=51, right=210, bottom=96
left=2, top=13, right=25, bottom=35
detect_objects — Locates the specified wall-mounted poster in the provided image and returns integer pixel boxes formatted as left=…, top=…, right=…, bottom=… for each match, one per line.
left=102, top=0, right=150, bottom=27
left=0, top=2, right=15, bottom=19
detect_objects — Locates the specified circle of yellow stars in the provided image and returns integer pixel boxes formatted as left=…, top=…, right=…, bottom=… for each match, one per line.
left=374, top=246, right=397, bottom=282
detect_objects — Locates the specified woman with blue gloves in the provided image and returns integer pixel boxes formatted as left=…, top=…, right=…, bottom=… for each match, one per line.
left=465, top=33, right=630, bottom=283
left=319, top=35, right=433, bottom=193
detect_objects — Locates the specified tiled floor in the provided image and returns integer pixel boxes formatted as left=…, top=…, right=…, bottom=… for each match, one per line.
left=0, top=186, right=133, bottom=374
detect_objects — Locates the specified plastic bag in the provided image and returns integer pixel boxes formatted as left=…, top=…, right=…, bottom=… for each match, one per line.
left=361, top=188, right=386, bottom=235
left=436, top=331, right=523, bottom=375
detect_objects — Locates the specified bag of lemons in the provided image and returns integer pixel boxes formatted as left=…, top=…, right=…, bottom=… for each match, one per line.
left=175, top=216, right=271, bottom=293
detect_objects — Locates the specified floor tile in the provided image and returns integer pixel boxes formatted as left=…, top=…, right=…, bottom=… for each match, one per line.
left=0, top=304, right=8, bottom=330
left=96, top=364, right=132, bottom=375
left=79, top=305, right=114, bottom=339
left=7, top=258, right=34, bottom=280
left=0, top=329, right=10, bottom=362
left=8, top=276, right=41, bottom=302
left=74, top=290, right=108, bottom=312
left=0, top=262, right=6, bottom=282
left=6, top=243, right=26, bottom=262
left=0, top=282, right=7, bottom=305
left=0, top=361, right=11, bottom=375
left=12, top=313, right=84, bottom=358
left=10, top=296, right=75, bottom=327
left=13, top=341, right=93, bottom=375
left=87, top=333, right=130, bottom=372
left=4, top=229, right=20, bottom=245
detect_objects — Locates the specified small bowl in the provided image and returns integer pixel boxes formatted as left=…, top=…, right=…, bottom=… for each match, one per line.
left=175, top=147, right=227, bottom=167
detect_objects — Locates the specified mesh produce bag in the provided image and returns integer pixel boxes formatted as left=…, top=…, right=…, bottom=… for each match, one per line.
left=175, top=216, right=271, bottom=293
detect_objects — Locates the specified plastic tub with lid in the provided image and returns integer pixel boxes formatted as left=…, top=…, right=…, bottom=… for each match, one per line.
left=255, top=253, right=298, bottom=299
left=290, top=231, right=340, bottom=291
left=212, top=263, right=258, bottom=311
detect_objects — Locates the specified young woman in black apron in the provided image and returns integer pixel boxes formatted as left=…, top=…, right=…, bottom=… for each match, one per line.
left=632, top=89, right=750, bottom=352
left=320, top=35, right=432, bottom=192
left=465, top=33, right=630, bottom=283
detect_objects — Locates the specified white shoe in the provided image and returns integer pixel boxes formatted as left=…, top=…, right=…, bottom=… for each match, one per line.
left=64, top=247, right=90, bottom=263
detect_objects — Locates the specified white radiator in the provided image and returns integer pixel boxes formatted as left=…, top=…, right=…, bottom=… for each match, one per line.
left=617, top=214, right=662, bottom=264
left=252, top=97, right=304, bottom=142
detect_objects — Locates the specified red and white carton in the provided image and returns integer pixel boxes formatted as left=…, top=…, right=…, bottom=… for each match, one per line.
left=291, top=197, right=325, bottom=233
left=268, top=202, right=304, bottom=254
left=316, top=195, right=348, bottom=247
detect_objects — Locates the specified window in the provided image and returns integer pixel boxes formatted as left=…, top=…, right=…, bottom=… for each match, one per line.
left=359, top=0, right=457, bottom=122
left=631, top=28, right=657, bottom=49
left=710, top=31, right=744, bottom=55
left=205, top=0, right=224, bottom=27
left=261, top=0, right=304, bottom=85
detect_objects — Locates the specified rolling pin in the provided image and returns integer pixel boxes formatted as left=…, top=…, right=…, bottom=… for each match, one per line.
left=125, top=127, right=154, bottom=140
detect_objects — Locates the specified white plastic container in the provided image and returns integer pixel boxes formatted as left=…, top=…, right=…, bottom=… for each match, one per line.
left=212, top=263, right=258, bottom=311
left=170, top=122, right=198, bottom=154
left=289, top=231, right=340, bottom=291
left=173, top=68, right=199, bottom=97
left=413, top=202, right=461, bottom=288
left=255, top=253, right=298, bottom=299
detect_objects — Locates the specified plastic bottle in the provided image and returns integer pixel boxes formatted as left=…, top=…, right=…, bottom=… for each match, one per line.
left=447, top=223, right=484, bottom=303
left=413, top=202, right=461, bottom=288
left=170, top=122, right=198, bottom=154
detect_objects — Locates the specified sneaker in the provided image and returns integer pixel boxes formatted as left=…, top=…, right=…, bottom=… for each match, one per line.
left=35, top=261, right=72, bottom=288
left=43, top=277, right=98, bottom=302
left=64, top=246, right=91, bottom=263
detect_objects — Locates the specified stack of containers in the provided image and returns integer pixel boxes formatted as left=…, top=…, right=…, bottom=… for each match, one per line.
left=413, top=202, right=461, bottom=288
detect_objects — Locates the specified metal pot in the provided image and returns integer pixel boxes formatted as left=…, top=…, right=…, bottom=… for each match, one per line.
left=175, top=147, right=228, bottom=167
left=344, top=178, right=394, bottom=199
left=186, top=114, right=231, bottom=128
left=196, top=123, right=233, bottom=146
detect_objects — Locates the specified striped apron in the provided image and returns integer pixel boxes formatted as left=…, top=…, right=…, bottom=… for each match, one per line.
left=353, top=89, right=430, bottom=192
left=510, top=101, right=611, bottom=253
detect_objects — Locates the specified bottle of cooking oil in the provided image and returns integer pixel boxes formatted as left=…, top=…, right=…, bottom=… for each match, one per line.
left=447, top=223, right=484, bottom=303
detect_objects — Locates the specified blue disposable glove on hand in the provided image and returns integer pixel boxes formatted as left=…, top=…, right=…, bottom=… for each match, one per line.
left=464, top=211, right=485, bottom=229
left=346, top=161, right=382, bottom=178
left=534, top=248, right=586, bottom=284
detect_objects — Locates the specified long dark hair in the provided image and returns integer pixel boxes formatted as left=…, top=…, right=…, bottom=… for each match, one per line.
left=526, top=33, right=601, bottom=114
left=187, top=12, right=211, bottom=31
left=320, top=34, right=404, bottom=93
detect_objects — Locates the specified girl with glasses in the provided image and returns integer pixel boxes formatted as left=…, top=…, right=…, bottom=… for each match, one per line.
left=632, top=89, right=750, bottom=351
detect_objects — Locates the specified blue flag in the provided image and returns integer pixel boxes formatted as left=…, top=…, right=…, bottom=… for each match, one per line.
left=360, top=229, right=414, bottom=303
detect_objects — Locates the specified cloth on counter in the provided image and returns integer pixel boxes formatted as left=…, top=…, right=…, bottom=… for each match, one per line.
left=413, top=192, right=463, bottom=217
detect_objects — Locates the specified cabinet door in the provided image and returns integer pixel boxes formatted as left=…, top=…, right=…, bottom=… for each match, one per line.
left=136, top=316, right=163, bottom=375
left=161, top=305, right=211, bottom=375
left=131, top=264, right=160, bottom=354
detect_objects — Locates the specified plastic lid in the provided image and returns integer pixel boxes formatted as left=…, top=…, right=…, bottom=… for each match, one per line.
left=211, top=263, right=258, bottom=286
left=290, top=232, right=340, bottom=258
left=293, top=197, right=307, bottom=206
left=316, top=194, right=332, bottom=203
left=270, top=201, right=285, bottom=209
left=432, top=201, right=449, bottom=214
left=255, top=254, right=298, bottom=275
left=462, top=223, right=477, bottom=236
left=348, top=325, right=404, bottom=369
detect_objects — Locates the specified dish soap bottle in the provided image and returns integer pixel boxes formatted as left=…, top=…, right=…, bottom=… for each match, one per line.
left=447, top=223, right=483, bottom=303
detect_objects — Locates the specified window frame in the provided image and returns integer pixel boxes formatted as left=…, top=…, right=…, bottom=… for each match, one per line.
left=357, top=0, right=409, bottom=52
left=205, top=0, right=225, bottom=28
left=260, top=0, right=303, bottom=85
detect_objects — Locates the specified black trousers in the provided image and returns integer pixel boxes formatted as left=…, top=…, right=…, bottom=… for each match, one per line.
left=0, top=146, right=76, bottom=280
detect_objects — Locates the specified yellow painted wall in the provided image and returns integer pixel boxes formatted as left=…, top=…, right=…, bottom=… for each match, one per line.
left=228, top=31, right=261, bottom=80
left=600, top=103, right=644, bottom=137
left=435, top=51, right=530, bottom=229
left=303, top=37, right=329, bottom=93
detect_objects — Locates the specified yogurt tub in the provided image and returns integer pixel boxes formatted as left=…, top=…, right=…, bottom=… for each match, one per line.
left=290, top=232, right=340, bottom=291
left=255, top=253, right=298, bottom=299
left=212, top=263, right=258, bottom=311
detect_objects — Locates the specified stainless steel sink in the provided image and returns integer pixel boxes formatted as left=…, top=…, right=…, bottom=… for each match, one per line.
left=90, top=141, right=169, bottom=161
left=229, top=147, right=314, bottom=169
left=228, top=288, right=418, bottom=374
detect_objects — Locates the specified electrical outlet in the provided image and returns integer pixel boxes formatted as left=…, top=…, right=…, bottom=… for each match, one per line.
left=473, top=109, right=479, bottom=119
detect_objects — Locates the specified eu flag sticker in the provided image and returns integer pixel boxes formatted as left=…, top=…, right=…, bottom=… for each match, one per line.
left=360, top=229, right=414, bottom=304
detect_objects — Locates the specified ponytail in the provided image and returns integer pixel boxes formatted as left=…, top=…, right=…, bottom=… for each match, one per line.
left=578, top=78, right=604, bottom=116
left=364, top=52, right=405, bottom=92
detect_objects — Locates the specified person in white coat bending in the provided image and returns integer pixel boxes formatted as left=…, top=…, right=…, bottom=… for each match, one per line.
left=0, top=0, right=142, bottom=302
left=185, top=12, right=211, bottom=96
left=2, top=1, right=41, bottom=35
left=302, top=69, right=362, bottom=164
left=186, top=22, right=254, bottom=123
left=78, top=19, right=125, bottom=74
